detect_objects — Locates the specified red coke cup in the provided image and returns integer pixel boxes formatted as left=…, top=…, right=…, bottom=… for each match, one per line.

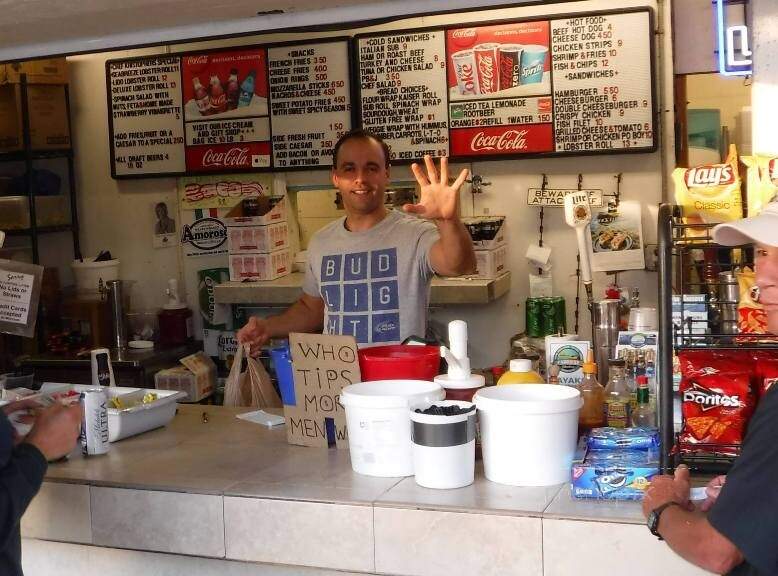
left=474, top=43, right=500, bottom=94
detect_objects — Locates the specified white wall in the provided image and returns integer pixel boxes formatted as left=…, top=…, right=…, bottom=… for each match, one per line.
left=752, top=0, right=778, bottom=156
left=66, top=0, right=673, bottom=368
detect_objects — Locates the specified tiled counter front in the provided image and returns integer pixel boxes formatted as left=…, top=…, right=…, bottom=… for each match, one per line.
left=21, top=406, right=708, bottom=576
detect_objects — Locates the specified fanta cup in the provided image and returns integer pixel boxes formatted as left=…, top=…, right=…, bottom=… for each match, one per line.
left=497, top=359, right=545, bottom=385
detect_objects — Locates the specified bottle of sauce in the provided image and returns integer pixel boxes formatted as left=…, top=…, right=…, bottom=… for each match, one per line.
left=497, top=359, right=545, bottom=385
left=578, top=350, right=605, bottom=431
left=631, top=375, right=656, bottom=427
left=604, top=358, right=631, bottom=428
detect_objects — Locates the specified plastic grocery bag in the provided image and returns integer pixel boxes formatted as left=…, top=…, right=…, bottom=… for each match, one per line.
left=224, top=343, right=282, bottom=408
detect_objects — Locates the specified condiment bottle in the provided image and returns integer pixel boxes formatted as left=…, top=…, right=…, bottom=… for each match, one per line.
left=604, top=358, right=631, bottom=428
left=497, top=359, right=545, bottom=385
left=631, top=375, right=656, bottom=427
left=578, top=350, right=605, bottom=431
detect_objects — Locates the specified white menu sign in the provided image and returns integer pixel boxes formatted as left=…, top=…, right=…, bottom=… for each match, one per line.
left=551, top=11, right=654, bottom=153
left=0, top=269, right=34, bottom=325
left=108, top=56, right=186, bottom=176
left=358, top=31, right=449, bottom=161
left=268, top=41, right=352, bottom=168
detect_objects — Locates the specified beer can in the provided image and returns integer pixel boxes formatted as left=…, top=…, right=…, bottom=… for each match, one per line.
left=498, top=44, right=523, bottom=91
left=474, top=43, right=500, bottom=94
left=451, top=50, right=480, bottom=96
left=80, top=389, right=110, bottom=456
left=553, top=296, right=567, bottom=334
left=525, top=297, right=543, bottom=337
left=541, top=298, right=558, bottom=337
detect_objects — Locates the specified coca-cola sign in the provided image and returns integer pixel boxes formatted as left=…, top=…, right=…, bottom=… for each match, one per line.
left=185, top=55, right=209, bottom=66
left=202, top=147, right=250, bottom=168
left=452, top=29, right=477, bottom=39
left=471, top=130, right=529, bottom=152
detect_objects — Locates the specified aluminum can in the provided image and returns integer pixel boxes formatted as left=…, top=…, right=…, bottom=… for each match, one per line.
left=498, top=44, right=523, bottom=90
left=553, top=296, right=567, bottom=334
left=80, top=389, right=110, bottom=456
left=474, top=43, right=500, bottom=94
left=525, top=297, right=543, bottom=337
left=451, top=50, right=480, bottom=96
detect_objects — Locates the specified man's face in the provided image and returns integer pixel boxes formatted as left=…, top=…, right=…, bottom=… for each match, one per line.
left=756, top=244, right=778, bottom=334
left=331, top=137, right=389, bottom=217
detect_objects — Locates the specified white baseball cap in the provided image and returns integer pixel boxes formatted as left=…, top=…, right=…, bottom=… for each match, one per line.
left=712, top=202, right=778, bottom=247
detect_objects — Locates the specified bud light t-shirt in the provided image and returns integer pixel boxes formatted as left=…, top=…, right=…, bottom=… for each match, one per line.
left=303, top=210, right=438, bottom=346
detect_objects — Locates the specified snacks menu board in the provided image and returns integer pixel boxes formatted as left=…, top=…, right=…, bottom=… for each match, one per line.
left=357, top=32, right=449, bottom=161
left=268, top=40, right=352, bottom=168
left=108, top=56, right=186, bottom=176
left=356, top=7, right=655, bottom=162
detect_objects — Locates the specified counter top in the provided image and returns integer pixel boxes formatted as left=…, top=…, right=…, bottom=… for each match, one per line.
left=22, top=405, right=708, bottom=576
left=213, top=271, right=511, bottom=305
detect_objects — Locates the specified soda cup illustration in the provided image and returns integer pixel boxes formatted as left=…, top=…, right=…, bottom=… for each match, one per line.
left=498, top=44, right=523, bottom=91
left=519, top=45, right=548, bottom=85
left=473, top=43, right=500, bottom=94
left=452, top=50, right=479, bottom=96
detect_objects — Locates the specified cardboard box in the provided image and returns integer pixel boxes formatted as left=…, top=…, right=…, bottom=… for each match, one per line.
left=153, top=351, right=216, bottom=402
left=229, top=250, right=291, bottom=282
left=0, top=84, right=70, bottom=152
left=473, top=245, right=508, bottom=279
left=464, top=216, right=506, bottom=250
left=0, top=58, right=68, bottom=85
left=224, top=195, right=287, bottom=226
left=227, top=221, right=289, bottom=254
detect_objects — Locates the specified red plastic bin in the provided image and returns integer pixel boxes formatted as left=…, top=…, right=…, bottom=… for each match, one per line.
left=358, top=345, right=440, bottom=382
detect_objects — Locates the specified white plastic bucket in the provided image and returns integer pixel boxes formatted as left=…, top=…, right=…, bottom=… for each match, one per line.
left=340, top=380, right=444, bottom=477
left=71, top=258, right=120, bottom=296
left=410, top=400, right=476, bottom=489
left=474, top=384, right=582, bottom=486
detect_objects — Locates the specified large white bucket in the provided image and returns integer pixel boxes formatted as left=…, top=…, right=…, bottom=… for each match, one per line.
left=474, top=384, right=582, bottom=487
left=340, top=380, right=444, bottom=477
left=71, top=258, right=120, bottom=296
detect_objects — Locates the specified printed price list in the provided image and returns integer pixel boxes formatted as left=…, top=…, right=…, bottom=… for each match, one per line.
left=358, top=31, right=449, bottom=160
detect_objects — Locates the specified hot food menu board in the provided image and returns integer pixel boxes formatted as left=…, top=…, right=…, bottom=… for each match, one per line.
left=356, top=8, right=655, bottom=161
left=107, top=40, right=352, bottom=177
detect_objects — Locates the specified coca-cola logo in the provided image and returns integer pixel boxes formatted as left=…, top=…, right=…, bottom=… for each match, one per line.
left=684, top=165, right=735, bottom=187
left=683, top=382, right=742, bottom=411
left=471, top=130, right=529, bottom=152
left=452, top=29, right=477, bottom=39
left=186, top=56, right=208, bottom=66
left=202, top=147, right=250, bottom=168
left=478, top=55, right=496, bottom=92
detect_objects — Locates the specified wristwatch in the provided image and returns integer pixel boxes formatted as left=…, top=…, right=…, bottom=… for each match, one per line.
left=647, top=501, right=680, bottom=539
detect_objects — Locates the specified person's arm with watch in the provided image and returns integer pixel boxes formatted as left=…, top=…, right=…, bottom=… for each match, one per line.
left=642, top=464, right=743, bottom=574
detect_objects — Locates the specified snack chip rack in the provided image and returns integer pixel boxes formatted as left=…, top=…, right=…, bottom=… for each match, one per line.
left=657, top=204, right=778, bottom=473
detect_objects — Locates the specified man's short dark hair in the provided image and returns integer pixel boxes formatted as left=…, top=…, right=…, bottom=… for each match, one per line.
left=332, top=129, right=391, bottom=168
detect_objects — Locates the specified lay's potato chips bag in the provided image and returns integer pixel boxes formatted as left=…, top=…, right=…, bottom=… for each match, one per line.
left=742, top=155, right=778, bottom=216
left=674, top=144, right=743, bottom=224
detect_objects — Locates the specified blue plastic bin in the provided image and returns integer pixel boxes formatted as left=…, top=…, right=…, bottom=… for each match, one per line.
left=270, top=345, right=295, bottom=406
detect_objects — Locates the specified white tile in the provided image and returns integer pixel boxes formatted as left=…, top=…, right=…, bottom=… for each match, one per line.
left=91, top=487, right=224, bottom=557
left=543, top=519, right=711, bottom=576
left=22, top=482, right=91, bottom=543
left=543, top=483, right=645, bottom=524
left=375, top=506, right=542, bottom=576
left=21, top=539, right=93, bottom=576
left=224, top=496, right=373, bottom=572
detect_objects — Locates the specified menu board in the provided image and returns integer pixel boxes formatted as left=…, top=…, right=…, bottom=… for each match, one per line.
left=107, top=56, right=186, bottom=176
left=268, top=40, right=352, bottom=168
left=550, top=11, right=653, bottom=152
left=357, top=31, right=449, bottom=161
left=180, top=48, right=270, bottom=172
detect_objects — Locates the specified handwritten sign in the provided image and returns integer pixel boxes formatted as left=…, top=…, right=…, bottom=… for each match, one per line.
left=0, top=260, right=43, bottom=338
left=285, top=333, right=360, bottom=448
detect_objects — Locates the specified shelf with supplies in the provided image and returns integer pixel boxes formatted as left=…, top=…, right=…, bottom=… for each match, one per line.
left=213, top=272, right=511, bottom=306
left=658, top=204, right=777, bottom=474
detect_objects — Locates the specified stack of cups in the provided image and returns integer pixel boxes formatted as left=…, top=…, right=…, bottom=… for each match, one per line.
left=410, top=400, right=476, bottom=489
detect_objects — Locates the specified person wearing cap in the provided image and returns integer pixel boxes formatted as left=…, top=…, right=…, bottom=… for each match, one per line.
left=642, top=205, right=778, bottom=575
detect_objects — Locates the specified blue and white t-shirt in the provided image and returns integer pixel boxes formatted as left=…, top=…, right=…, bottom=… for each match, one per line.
left=302, top=210, right=438, bottom=346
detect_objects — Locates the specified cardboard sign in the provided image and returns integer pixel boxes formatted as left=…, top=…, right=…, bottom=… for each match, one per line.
left=527, top=188, right=603, bottom=207
left=285, top=333, right=360, bottom=449
left=0, top=259, right=43, bottom=338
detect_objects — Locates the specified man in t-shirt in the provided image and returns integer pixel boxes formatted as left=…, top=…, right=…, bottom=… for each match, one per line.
left=641, top=202, right=778, bottom=575
left=238, top=129, right=476, bottom=352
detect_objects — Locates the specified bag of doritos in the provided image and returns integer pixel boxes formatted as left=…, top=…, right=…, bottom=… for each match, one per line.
left=674, top=144, right=743, bottom=225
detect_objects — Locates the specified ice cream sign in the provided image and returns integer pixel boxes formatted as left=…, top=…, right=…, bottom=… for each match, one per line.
left=715, top=0, right=752, bottom=77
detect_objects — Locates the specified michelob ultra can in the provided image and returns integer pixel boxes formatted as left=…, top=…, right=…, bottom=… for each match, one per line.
left=80, top=389, right=110, bottom=456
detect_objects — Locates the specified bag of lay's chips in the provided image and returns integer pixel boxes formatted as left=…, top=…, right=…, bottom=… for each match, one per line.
left=742, top=155, right=778, bottom=216
left=674, top=144, right=743, bottom=224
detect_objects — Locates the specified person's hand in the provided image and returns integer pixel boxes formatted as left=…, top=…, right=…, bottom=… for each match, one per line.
left=23, top=403, right=82, bottom=461
left=237, top=317, right=270, bottom=357
left=405, top=155, right=469, bottom=222
left=3, top=398, right=42, bottom=445
left=642, top=464, right=693, bottom=518
left=700, top=475, right=727, bottom=512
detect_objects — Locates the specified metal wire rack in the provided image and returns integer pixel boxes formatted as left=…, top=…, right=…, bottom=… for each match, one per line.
left=658, top=204, right=777, bottom=473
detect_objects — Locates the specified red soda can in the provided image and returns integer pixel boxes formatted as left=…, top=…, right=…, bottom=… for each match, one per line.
left=474, top=43, right=500, bottom=94
left=498, top=44, right=523, bottom=91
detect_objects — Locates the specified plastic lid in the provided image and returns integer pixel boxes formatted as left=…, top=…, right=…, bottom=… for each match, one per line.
left=339, top=380, right=444, bottom=409
left=434, top=373, right=485, bottom=390
left=474, top=384, right=583, bottom=414
left=509, top=359, right=533, bottom=373
left=582, top=350, right=597, bottom=374
left=128, top=340, right=154, bottom=349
